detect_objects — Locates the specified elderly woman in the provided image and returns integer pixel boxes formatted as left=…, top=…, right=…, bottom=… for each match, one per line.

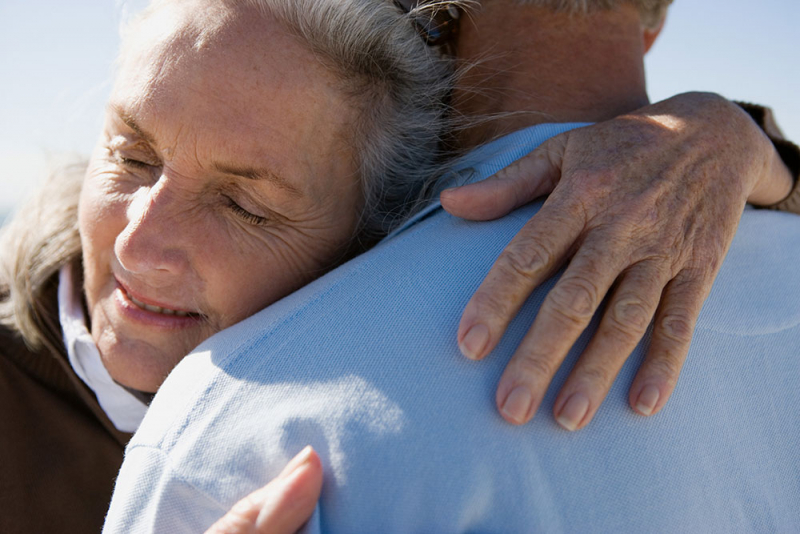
left=1, top=0, right=797, bottom=532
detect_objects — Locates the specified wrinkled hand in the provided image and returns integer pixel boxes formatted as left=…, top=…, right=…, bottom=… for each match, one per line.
left=441, top=92, right=793, bottom=431
left=205, top=447, right=322, bottom=534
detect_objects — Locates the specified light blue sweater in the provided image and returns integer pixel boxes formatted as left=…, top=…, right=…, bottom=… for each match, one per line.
left=105, top=123, right=800, bottom=533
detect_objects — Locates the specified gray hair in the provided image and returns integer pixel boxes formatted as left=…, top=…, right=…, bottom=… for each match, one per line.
left=0, top=163, right=84, bottom=349
left=514, top=0, right=673, bottom=29
left=248, top=0, right=473, bottom=241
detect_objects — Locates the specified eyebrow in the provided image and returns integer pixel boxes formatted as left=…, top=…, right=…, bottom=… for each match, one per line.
left=109, top=103, right=157, bottom=146
left=211, top=162, right=301, bottom=197
left=108, top=103, right=301, bottom=197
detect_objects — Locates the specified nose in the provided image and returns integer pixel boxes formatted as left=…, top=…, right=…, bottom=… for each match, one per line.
left=115, top=177, right=192, bottom=276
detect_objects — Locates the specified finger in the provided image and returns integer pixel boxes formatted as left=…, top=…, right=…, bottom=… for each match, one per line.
left=628, top=269, right=711, bottom=417
left=495, top=241, right=629, bottom=425
left=457, top=199, right=585, bottom=361
left=205, top=446, right=323, bottom=534
left=552, top=260, right=670, bottom=431
left=440, top=134, right=567, bottom=221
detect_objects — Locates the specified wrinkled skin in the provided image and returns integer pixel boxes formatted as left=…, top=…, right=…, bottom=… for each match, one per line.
left=79, top=2, right=360, bottom=393
left=442, top=92, right=793, bottom=431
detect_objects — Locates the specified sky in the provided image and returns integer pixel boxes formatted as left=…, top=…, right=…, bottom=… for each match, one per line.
left=1, top=0, right=798, bottom=220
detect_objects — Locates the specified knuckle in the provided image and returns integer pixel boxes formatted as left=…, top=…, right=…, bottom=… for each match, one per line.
left=685, top=257, right=720, bottom=282
left=493, top=162, right=517, bottom=181
left=609, top=294, right=653, bottom=332
left=514, top=355, right=556, bottom=383
left=499, top=241, right=554, bottom=282
left=644, top=354, right=683, bottom=387
left=547, top=276, right=600, bottom=326
left=658, top=311, right=695, bottom=344
left=539, top=135, right=566, bottom=165
left=576, top=364, right=614, bottom=390
left=469, top=290, right=511, bottom=320
left=641, top=253, right=674, bottom=273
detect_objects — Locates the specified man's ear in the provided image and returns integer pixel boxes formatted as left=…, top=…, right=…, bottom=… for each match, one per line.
left=643, top=15, right=666, bottom=53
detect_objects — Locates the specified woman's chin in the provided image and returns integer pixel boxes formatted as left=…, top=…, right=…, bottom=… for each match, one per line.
left=97, top=339, right=189, bottom=394
left=90, top=297, right=212, bottom=393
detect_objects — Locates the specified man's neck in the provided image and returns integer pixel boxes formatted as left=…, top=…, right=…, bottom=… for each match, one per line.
left=454, top=3, right=650, bottom=148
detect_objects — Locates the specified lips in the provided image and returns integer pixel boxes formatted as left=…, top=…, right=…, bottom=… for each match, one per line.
left=116, top=279, right=201, bottom=319
left=124, top=289, right=193, bottom=317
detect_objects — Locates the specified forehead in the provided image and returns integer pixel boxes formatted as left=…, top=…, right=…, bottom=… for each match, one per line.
left=115, top=0, right=341, bottom=112
left=110, top=0, right=355, bottom=182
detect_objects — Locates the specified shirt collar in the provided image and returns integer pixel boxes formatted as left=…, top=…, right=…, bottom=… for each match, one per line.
left=387, top=122, right=589, bottom=238
left=58, top=263, right=148, bottom=433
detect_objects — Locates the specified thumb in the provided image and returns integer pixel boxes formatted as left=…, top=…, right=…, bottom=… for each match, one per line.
left=205, top=446, right=323, bottom=534
left=440, top=133, right=566, bottom=221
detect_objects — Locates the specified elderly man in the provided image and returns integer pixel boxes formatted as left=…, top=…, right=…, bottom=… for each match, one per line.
left=105, top=1, right=800, bottom=532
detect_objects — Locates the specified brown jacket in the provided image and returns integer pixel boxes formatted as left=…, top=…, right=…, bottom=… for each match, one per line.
left=0, top=275, right=131, bottom=534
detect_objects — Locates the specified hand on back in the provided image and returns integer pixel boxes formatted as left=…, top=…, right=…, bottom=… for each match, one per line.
left=441, top=92, right=793, bottom=430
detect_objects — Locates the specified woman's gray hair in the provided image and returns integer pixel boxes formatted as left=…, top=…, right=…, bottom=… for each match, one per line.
left=244, top=0, right=472, bottom=241
left=0, top=163, right=84, bottom=349
left=515, top=0, right=673, bottom=29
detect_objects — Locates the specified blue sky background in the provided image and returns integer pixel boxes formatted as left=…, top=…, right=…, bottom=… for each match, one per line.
left=1, top=0, right=798, bottom=219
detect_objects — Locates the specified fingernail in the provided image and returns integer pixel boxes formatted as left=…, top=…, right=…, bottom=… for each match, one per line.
left=556, top=393, right=590, bottom=432
left=501, top=386, right=533, bottom=424
left=460, top=324, right=489, bottom=360
left=280, top=446, right=314, bottom=479
left=439, top=187, right=458, bottom=202
left=635, top=385, right=660, bottom=416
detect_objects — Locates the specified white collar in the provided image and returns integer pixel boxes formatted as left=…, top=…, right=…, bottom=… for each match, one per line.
left=58, top=264, right=148, bottom=433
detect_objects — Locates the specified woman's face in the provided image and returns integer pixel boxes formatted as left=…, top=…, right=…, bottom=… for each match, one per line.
left=79, top=2, right=361, bottom=392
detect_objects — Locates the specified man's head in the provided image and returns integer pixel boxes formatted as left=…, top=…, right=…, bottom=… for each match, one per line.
left=453, top=0, right=670, bottom=145
left=510, top=0, right=671, bottom=53
left=511, top=0, right=671, bottom=30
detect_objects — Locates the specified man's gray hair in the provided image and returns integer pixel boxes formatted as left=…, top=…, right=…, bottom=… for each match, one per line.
left=515, top=0, right=673, bottom=29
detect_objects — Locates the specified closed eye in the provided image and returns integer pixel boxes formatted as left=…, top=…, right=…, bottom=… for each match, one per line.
left=118, top=157, right=152, bottom=170
left=226, top=197, right=269, bottom=226
left=111, top=154, right=160, bottom=186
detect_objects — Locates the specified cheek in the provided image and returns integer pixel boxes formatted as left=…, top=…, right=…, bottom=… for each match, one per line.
left=197, top=240, right=286, bottom=326
left=78, top=174, right=131, bottom=297
left=198, top=231, right=332, bottom=328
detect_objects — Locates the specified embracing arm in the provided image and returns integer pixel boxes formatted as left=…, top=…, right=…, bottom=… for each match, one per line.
left=441, top=91, right=798, bottom=430
left=204, top=447, right=322, bottom=534
left=105, top=445, right=321, bottom=534
left=736, top=101, right=800, bottom=211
